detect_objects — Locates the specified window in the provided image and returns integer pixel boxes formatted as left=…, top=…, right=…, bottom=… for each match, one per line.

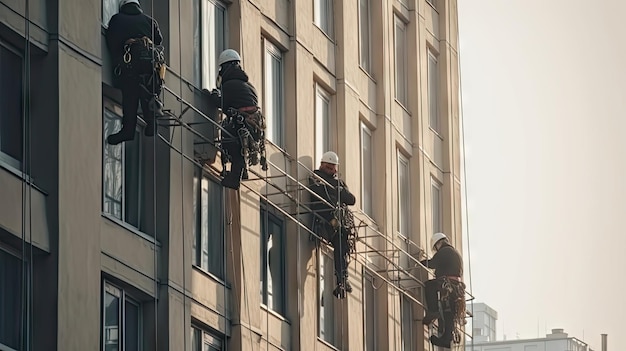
left=318, top=250, right=336, bottom=345
left=102, top=0, right=117, bottom=27
left=192, top=326, right=224, bottom=351
left=260, top=209, right=285, bottom=315
left=428, top=51, right=440, bottom=132
left=0, top=248, right=21, bottom=350
left=0, top=43, right=23, bottom=170
left=358, top=0, right=371, bottom=72
left=315, top=85, right=332, bottom=164
left=397, top=152, right=410, bottom=238
left=102, top=282, right=141, bottom=351
left=431, top=178, right=443, bottom=234
left=314, top=0, right=333, bottom=37
left=360, top=123, right=373, bottom=216
left=193, top=0, right=227, bottom=89
left=363, top=271, right=376, bottom=351
left=102, top=103, right=147, bottom=232
left=400, top=295, right=413, bottom=351
left=394, top=16, right=407, bottom=106
left=263, top=40, right=284, bottom=147
left=193, top=171, right=225, bottom=279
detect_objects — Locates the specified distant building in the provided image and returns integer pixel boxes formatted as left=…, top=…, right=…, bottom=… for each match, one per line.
left=466, top=328, right=594, bottom=351
left=471, top=302, right=498, bottom=342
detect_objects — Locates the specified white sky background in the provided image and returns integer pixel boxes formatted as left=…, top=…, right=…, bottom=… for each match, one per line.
left=458, top=1, right=626, bottom=349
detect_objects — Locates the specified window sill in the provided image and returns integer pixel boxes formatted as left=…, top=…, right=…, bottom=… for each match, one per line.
left=192, top=265, right=229, bottom=288
left=317, top=337, right=340, bottom=351
left=426, top=0, right=438, bottom=13
left=429, top=125, right=443, bottom=140
left=394, top=98, right=412, bottom=115
left=101, top=213, right=159, bottom=245
left=359, top=66, right=375, bottom=82
left=260, top=304, right=290, bottom=325
left=0, top=159, right=47, bottom=195
left=313, top=23, right=335, bottom=43
left=355, top=209, right=377, bottom=227
left=0, top=342, right=18, bottom=351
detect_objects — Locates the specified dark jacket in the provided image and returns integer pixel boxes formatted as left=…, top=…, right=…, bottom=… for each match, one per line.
left=106, top=4, right=163, bottom=63
left=309, top=169, right=356, bottom=222
left=219, top=64, right=258, bottom=110
left=420, top=243, right=463, bottom=278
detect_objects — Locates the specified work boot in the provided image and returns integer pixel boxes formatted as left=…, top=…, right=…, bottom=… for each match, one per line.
left=107, top=129, right=134, bottom=145
left=144, top=119, right=155, bottom=137
left=430, top=335, right=452, bottom=348
left=422, top=311, right=439, bottom=325
left=148, top=96, right=164, bottom=117
left=220, top=174, right=240, bottom=190
left=333, top=284, right=346, bottom=299
left=344, top=279, right=352, bottom=293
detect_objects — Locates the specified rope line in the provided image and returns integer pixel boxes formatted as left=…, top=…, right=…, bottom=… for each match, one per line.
left=20, top=0, right=33, bottom=349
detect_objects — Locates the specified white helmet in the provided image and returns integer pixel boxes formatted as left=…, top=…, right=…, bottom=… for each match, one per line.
left=119, top=0, right=140, bottom=9
left=218, top=49, right=242, bottom=66
left=431, top=232, right=448, bottom=250
left=321, top=151, right=340, bottom=165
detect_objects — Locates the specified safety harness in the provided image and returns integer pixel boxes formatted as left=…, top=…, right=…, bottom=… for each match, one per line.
left=219, top=106, right=268, bottom=178
left=114, top=36, right=166, bottom=112
left=438, top=276, right=467, bottom=343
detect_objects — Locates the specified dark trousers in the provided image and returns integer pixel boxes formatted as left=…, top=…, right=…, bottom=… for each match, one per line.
left=320, top=222, right=349, bottom=282
left=221, top=123, right=246, bottom=189
left=119, top=72, right=161, bottom=135
left=425, top=278, right=454, bottom=340
left=332, top=229, right=350, bottom=281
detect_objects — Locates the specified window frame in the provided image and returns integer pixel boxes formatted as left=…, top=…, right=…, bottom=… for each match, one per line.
left=194, top=0, right=228, bottom=89
left=0, top=41, right=24, bottom=171
left=314, top=0, right=334, bottom=37
left=192, top=169, right=226, bottom=280
left=102, top=0, right=118, bottom=27
left=314, top=85, right=333, bottom=165
left=397, top=151, right=410, bottom=239
left=400, top=295, right=413, bottom=351
left=102, top=280, right=142, bottom=351
left=0, top=247, right=24, bottom=351
left=360, top=123, right=373, bottom=217
left=263, top=39, right=285, bottom=147
left=358, top=0, right=372, bottom=72
left=394, top=15, right=408, bottom=106
left=260, top=208, right=286, bottom=315
left=317, top=247, right=337, bottom=346
left=102, top=100, right=147, bottom=233
left=363, top=270, right=377, bottom=351
left=428, top=50, right=440, bottom=133
left=191, top=325, right=224, bottom=351
left=431, top=177, right=443, bottom=234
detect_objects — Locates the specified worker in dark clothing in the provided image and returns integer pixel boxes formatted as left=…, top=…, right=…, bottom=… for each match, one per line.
left=421, top=232, right=465, bottom=348
left=106, top=0, right=165, bottom=145
left=213, top=49, right=265, bottom=190
left=309, top=151, right=357, bottom=299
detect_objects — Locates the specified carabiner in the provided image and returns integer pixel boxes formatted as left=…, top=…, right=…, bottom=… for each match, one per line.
left=123, top=46, right=132, bottom=64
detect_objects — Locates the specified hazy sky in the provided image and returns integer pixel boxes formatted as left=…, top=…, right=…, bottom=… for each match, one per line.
left=458, top=1, right=626, bottom=349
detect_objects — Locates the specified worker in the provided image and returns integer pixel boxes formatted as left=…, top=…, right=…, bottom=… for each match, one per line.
left=212, top=49, right=266, bottom=190
left=106, top=0, right=165, bottom=145
left=421, top=232, right=464, bottom=348
left=309, top=151, right=357, bottom=299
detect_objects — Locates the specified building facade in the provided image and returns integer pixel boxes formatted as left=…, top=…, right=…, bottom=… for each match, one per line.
left=471, top=302, right=498, bottom=343
left=0, top=0, right=463, bottom=350
left=467, top=329, right=595, bottom=351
